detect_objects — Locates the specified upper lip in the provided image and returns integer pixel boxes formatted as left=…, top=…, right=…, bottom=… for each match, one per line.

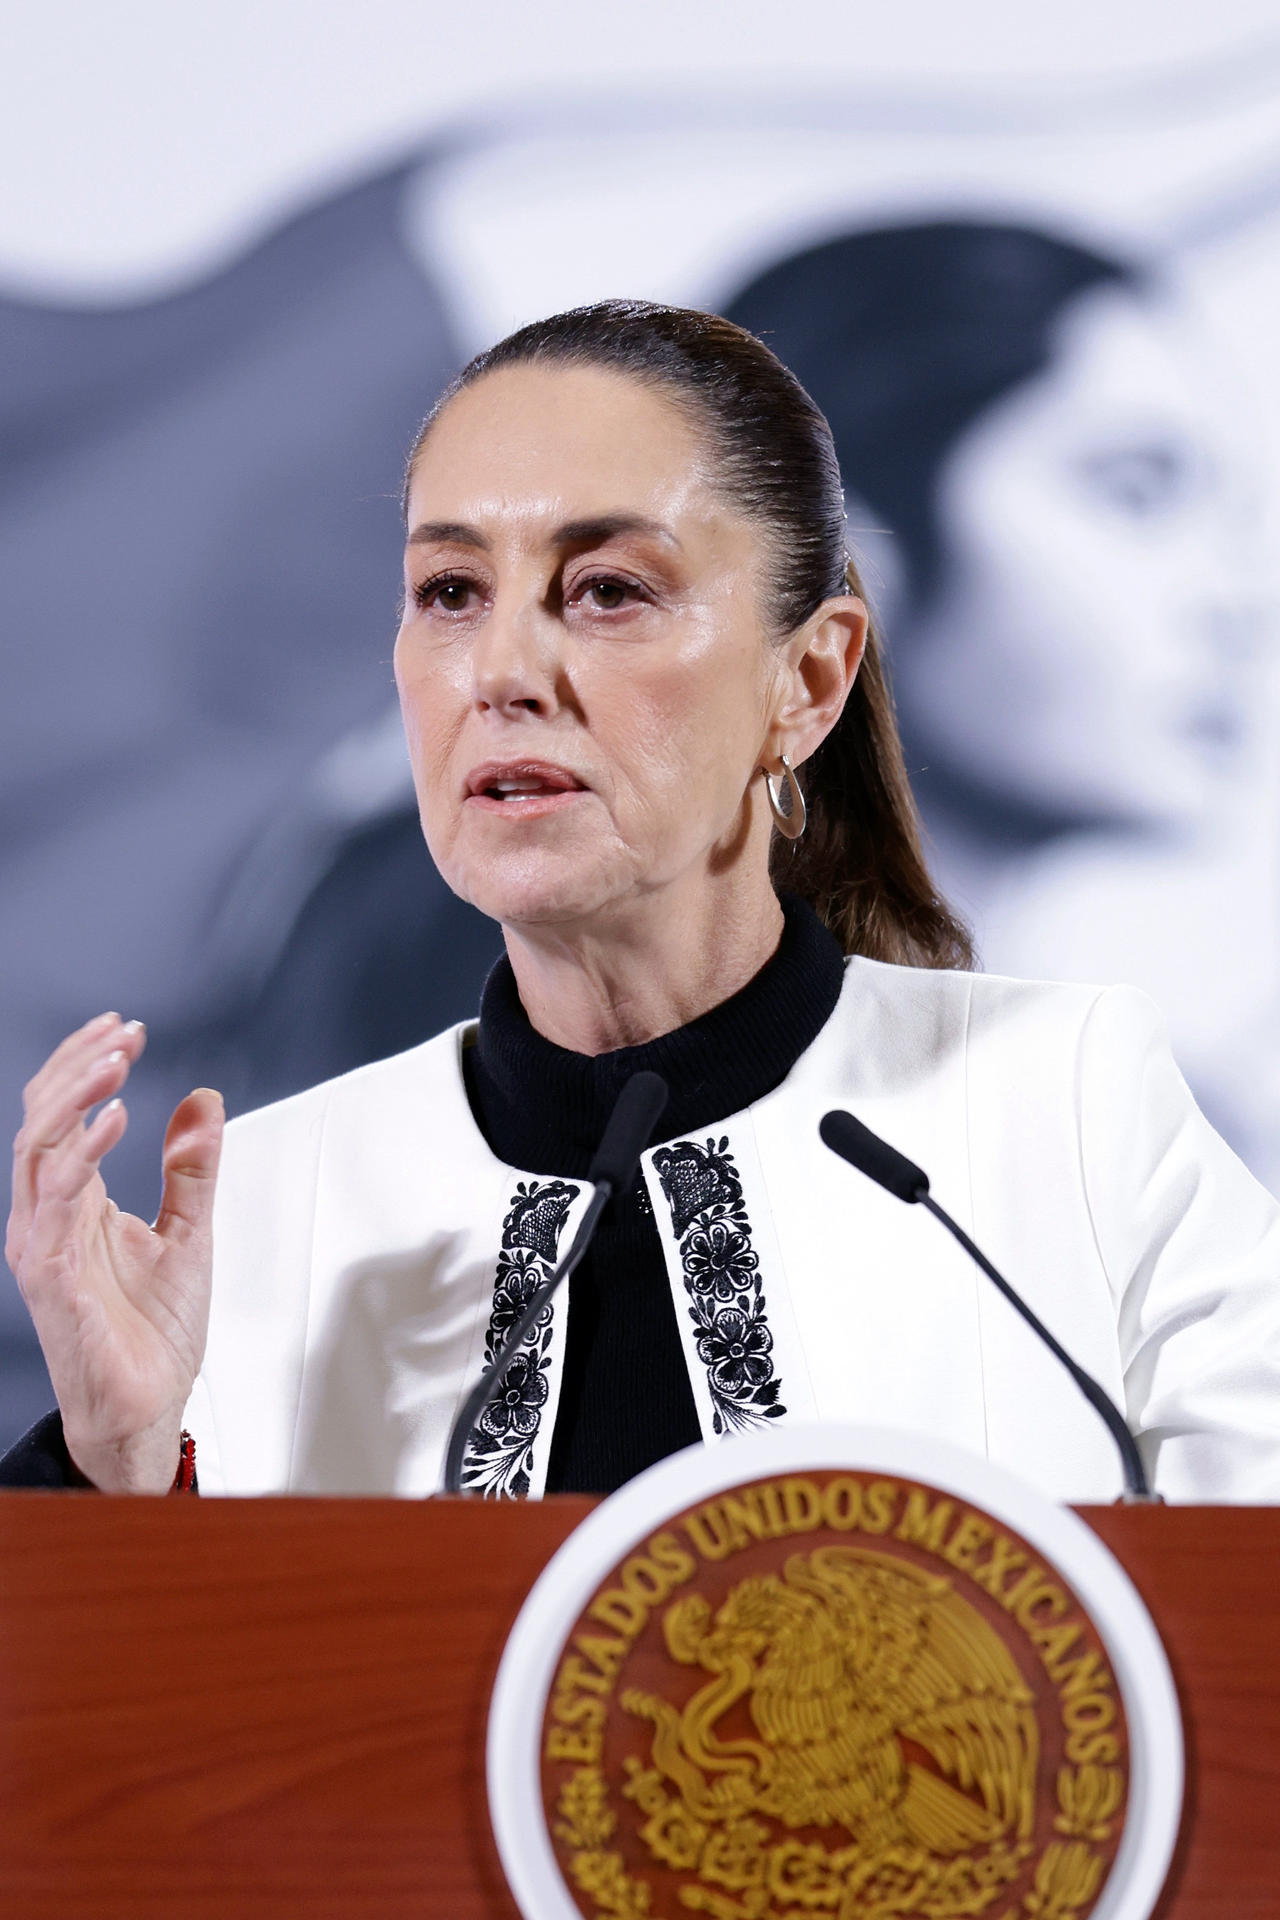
left=465, top=759, right=588, bottom=797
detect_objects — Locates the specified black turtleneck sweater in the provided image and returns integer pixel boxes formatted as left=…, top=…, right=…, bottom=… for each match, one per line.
left=463, top=895, right=845, bottom=1494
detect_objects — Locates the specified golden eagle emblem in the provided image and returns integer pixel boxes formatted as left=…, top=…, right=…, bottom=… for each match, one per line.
left=540, top=1477, right=1131, bottom=1920
left=617, top=1545, right=1038, bottom=1916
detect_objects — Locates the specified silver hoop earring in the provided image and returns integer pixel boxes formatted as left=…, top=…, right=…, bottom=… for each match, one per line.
left=764, top=754, right=806, bottom=841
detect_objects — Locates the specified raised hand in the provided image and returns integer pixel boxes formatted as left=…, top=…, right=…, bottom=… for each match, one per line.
left=6, top=1012, right=224, bottom=1492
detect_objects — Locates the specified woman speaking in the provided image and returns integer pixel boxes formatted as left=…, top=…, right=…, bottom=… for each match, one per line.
left=4, top=302, right=1278, bottom=1502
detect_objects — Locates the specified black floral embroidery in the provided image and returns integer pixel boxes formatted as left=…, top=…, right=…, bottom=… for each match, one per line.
left=652, top=1137, right=786, bottom=1435
left=460, top=1179, right=578, bottom=1497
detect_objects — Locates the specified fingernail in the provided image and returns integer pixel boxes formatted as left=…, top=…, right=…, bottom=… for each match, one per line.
left=122, top=1019, right=145, bottom=1038
left=92, top=1011, right=119, bottom=1031
left=104, top=1049, right=126, bottom=1066
left=103, top=1098, right=122, bottom=1114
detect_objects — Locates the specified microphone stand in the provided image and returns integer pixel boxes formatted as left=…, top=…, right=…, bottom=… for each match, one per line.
left=819, top=1108, right=1158, bottom=1504
left=918, top=1190, right=1154, bottom=1503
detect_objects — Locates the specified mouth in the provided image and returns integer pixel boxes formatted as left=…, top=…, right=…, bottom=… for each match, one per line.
left=464, top=760, right=589, bottom=816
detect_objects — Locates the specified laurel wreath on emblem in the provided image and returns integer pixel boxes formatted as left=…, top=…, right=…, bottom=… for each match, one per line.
left=553, top=1545, right=1125, bottom=1920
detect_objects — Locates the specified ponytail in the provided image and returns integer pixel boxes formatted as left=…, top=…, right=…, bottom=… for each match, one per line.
left=773, top=575, right=972, bottom=967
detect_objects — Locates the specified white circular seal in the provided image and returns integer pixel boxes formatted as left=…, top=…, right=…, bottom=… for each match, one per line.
left=488, top=1424, right=1183, bottom=1920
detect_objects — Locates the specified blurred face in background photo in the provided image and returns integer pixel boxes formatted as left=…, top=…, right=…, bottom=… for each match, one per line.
left=888, top=283, right=1266, bottom=840
left=725, top=222, right=1271, bottom=855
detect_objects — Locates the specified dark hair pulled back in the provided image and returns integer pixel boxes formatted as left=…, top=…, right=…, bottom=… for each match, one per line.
left=409, top=299, right=971, bottom=971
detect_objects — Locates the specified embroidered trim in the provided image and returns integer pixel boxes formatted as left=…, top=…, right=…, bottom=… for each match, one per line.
left=652, top=1136, right=787, bottom=1436
left=461, top=1178, right=578, bottom=1498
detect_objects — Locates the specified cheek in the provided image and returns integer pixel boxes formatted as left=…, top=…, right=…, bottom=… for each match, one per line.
left=603, top=644, right=769, bottom=827
left=950, top=452, right=1206, bottom=670
left=919, top=484, right=1153, bottom=720
left=394, top=636, right=468, bottom=814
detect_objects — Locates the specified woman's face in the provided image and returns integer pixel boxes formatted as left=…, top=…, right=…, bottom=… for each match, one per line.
left=395, top=364, right=789, bottom=934
left=892, top=284, right=1266, bottom=836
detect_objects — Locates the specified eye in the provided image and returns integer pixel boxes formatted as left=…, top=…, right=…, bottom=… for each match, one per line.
left=1074, top=443, right=1196, bottom=519
left=573, top=573, right=647, bottom=612
left=413, top=571, right=482, bottom=613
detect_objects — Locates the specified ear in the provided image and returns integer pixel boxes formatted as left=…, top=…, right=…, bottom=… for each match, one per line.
left=764, top=596, right=868, bottom=769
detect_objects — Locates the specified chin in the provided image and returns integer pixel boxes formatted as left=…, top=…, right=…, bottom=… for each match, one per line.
left=450, top=847, right=628, bottom=931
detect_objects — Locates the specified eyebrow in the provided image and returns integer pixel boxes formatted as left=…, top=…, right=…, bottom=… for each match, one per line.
left=407, top=520, right=490, bottom=549
left=554, top=514, right=681, bottom=550
left=406, top=513, right=681, bottom=551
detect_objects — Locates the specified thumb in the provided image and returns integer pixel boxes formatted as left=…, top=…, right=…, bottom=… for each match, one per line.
left=155, top=1088, right=225, bottom=1246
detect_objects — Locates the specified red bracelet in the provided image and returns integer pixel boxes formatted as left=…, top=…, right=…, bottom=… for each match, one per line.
left=170, top=1429, right=197, bottom=1494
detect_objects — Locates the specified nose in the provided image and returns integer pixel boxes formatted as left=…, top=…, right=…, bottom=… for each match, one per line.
left=471, top=594, right=559, bottom=719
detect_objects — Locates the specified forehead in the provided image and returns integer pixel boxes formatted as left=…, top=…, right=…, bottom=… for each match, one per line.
left=406, top=361, right=721, bottom=529
left=1025, top=285, right=1245, bottom=454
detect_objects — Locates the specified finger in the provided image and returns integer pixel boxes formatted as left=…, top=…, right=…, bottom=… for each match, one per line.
left=7, top=1100, right=129, bottom=1285
left=12, top=1048, right=138, bottom=1250
left=10, top=1039, right=140, bottom=1254
left=18, top=1043, right=138, bottom=1160
left=33, top=1009, right=121, bottom=1077
left=18, top=1094, right=129, bottom=1220
left=21, top=1010, right=124, bottom=1114
left=18, top=1036, right=142, bottom=1198
left=25, top=1018, right=146, bottom=1135
left=154, top=1089, right=225, bottom=1247
left=81, top=1095, right=130, bottom=1167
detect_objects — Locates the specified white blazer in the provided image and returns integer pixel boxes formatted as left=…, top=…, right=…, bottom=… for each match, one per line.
left=185, top=959, right=1280, bottom=1504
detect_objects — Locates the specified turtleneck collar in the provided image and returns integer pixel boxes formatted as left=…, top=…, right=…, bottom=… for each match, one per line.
left=464, top=894, right=846, bottom=1178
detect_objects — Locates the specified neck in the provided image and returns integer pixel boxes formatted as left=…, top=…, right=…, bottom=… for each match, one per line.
left=501, top=873, right=786, bottom=1055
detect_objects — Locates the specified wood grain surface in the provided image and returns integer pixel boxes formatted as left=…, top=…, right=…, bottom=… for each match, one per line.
left=0, top=1495, right=1276, bottom=1919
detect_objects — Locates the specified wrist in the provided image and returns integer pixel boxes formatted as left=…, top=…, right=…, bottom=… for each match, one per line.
left=64, top=1414, right=187, bottom=1495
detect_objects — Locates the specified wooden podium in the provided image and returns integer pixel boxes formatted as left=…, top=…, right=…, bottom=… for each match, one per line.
left=0, top=1495, right=1277, bottom=1920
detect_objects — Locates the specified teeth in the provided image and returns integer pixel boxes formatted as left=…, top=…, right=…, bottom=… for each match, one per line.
left=492, top=779, right=545, bottom=796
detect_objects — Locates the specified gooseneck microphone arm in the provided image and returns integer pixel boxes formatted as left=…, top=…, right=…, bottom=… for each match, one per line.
left=442, top=1070, right=669, bottom=1496
left=818, top=1109, right=1156, bottom=1504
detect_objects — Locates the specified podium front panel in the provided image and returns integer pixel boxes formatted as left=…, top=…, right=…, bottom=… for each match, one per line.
left=0, top=1496, right=1276, bottom=1919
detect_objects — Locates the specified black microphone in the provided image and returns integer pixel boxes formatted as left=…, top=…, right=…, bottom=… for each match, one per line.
left=819, top=1108, right=1157, bottom=1504
left=442, top=1070, right=669, bottom=1495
